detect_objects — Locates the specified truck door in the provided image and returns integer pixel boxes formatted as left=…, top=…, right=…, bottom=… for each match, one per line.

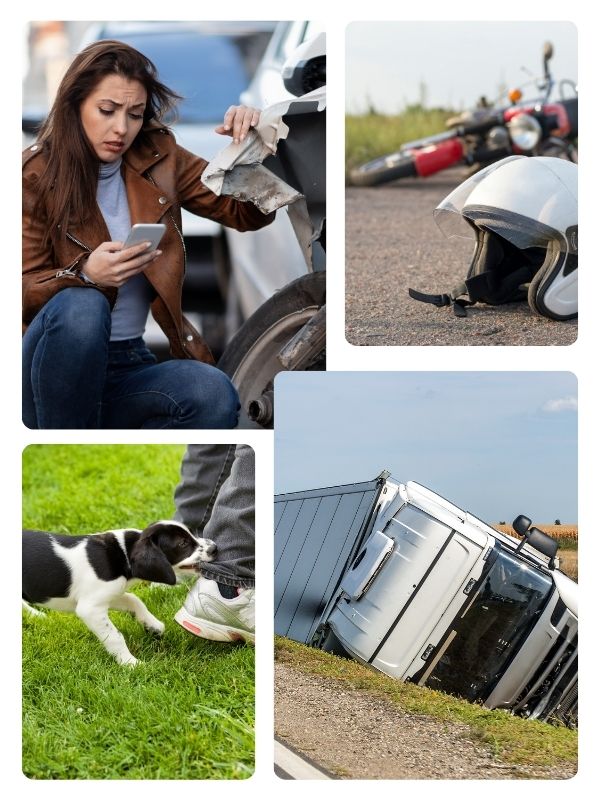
left=329, top=504, right=484, bottom=679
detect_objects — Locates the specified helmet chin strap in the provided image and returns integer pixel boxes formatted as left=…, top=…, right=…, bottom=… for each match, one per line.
left=409, top=229, right=540, bottom=317
left=408, top=286, right=474, bottom=317
left=464, top=265, right=535, bottom=305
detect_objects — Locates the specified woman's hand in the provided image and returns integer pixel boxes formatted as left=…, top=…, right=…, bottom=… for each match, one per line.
left=215, top=105, right=261, bottom=144
left=81, top=240, right=162, bottom=288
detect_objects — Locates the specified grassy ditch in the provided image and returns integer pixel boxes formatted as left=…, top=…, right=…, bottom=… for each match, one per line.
left=346, top=107, right=454, bottom=176
left=275, top=637, right=577, bottom=769
left=22, top=445, right=255, bottom=780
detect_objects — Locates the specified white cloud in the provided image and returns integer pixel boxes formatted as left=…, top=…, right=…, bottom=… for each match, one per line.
left=542, top=396, right=578, bottom=413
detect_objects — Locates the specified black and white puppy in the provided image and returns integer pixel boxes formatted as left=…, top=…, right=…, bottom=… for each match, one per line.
left=22, top=521, right=215, bottom=666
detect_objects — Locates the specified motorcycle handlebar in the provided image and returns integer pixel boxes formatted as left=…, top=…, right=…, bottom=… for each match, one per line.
left=402, top=113, right=503, bottom=150
left=460, top=112, right=505, bottom=136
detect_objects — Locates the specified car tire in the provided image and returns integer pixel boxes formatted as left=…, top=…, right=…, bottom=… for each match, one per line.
left=217, top=272, right=326, bottom=429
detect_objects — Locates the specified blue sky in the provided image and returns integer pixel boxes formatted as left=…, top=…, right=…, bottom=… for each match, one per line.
left=346, top=21, right=578, bottom=113
left=274, top=372, right=577, bottom=523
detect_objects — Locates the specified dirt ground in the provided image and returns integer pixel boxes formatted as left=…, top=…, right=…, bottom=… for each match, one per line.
left=275, top=663, right=576, bottom=780
left=345, top=173, right=578, bottom=346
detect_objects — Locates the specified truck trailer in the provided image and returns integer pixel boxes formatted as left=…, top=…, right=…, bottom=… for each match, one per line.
left=274, top=472, right=577, bottom=726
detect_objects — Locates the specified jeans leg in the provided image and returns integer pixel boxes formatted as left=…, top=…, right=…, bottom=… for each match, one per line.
left=22, top=288, right=111, bottom=429
left=174, top=444, right=236, bottom=533
left=174, top=444, right=255, bottom=588
left=101, top=357, right=240, bottom=430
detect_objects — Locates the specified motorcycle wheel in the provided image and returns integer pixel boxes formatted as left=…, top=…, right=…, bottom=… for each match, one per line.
left=217, top=271, right=326, bottom=429
left=349, top=150, right=417, bottom=186
left=538, top=139, right=578, bottom=163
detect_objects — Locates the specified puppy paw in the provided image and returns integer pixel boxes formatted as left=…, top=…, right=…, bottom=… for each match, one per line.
left=118, top=654, right=139, bottom=667
left=197, top=537, right=217, bottom=562
left=145, top=619, right=165, bottom=637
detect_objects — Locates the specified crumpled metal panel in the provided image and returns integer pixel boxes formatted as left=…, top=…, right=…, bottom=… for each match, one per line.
left=202, top=86, right=326, bottom=268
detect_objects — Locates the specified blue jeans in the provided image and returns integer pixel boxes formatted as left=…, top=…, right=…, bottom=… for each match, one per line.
left=174, top=444, right=255, bottom=588
left=22, top=288, right=240, bottom=429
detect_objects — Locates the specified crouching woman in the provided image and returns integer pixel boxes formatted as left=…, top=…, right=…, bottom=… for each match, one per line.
left=22, top=40, right=273, bottom=429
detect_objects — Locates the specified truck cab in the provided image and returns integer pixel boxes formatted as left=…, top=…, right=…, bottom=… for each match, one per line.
left=323, top=479, right=577, bottom=724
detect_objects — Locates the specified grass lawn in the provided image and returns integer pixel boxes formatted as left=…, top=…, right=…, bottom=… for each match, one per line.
left=22, top=445, right=254, bottom=780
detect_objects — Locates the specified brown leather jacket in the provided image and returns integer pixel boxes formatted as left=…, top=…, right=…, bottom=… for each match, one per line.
left=22, top=126, right=274, bottom=364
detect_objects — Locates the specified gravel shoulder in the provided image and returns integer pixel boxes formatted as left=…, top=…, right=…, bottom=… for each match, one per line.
left=275, top=663, right=576, bottom=780
left=345, top=173, right=578, bottom=346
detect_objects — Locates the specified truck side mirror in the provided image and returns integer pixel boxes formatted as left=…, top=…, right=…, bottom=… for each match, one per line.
left=512, top=515, right=532, bottom=536
left=525, top=527, right=559, bottom=567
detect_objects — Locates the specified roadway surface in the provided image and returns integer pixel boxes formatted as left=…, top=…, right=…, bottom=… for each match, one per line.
left=345, top=169, right=578, bottom=346
left=274, top=661, right=576, bottom=779
left=274, top=737, right=334, bottom=779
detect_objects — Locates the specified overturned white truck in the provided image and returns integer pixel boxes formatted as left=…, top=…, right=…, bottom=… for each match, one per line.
left=275, top=472, right=577, bottom=726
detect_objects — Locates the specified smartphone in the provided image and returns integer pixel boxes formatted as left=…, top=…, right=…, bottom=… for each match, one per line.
left=122, top=223, right=166, bottom=252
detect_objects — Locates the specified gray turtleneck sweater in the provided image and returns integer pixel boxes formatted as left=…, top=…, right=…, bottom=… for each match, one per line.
left=95, top=159, right=153, bottom=341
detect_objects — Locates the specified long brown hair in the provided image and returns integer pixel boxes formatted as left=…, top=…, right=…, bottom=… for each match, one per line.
left=33, top=40, right=182, bottom=242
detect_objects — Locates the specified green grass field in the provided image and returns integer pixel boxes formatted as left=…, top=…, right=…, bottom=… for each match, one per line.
left=346, top=107, right=455, bottom=176
left=22, top=445, right=254, bottom=780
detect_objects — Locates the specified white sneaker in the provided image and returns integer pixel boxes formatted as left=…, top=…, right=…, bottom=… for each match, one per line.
left=174, top=576, right=255, bottom=644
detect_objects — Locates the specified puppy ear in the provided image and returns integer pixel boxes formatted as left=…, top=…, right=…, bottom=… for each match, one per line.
left=130, top=529, right=176, bottom=585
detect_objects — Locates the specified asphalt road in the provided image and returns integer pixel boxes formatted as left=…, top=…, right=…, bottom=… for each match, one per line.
left=345, top=168, right=578, bottom=346
left=274, top=737, right=334, bottom=779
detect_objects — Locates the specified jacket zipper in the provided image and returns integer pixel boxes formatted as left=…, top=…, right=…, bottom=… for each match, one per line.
left=55, top=232, right=92, bottom=278
left=166, top=214, right=190, bottom=350
left=144, top=172, right=193, bottom=354
left=170, top=212, right=187, bottom=274
left=144, top=172, right=187, bottom=273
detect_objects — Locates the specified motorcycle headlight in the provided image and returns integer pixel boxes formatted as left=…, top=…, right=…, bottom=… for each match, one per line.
left=508, top=113, right=542, bottom=151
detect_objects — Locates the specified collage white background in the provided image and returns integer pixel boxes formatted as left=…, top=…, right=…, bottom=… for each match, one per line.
left=6, top=1, right=598, bottom=797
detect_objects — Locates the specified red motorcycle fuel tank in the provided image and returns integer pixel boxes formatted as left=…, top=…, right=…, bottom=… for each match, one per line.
left=413, top=138, right=464, bottom=177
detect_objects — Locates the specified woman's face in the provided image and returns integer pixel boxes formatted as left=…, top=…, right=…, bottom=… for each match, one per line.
left=80, top=74, right=147, bottom=162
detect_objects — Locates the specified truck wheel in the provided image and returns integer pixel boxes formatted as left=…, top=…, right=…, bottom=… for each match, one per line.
left=349, top=151, right=417, bottom=186
left=217, top=272, right=326, bottom=429
left=321, top=628, right=351, bottom=659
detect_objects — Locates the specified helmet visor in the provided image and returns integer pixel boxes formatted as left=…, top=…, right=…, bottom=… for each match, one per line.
left=434, top=156, right=524, bottom=240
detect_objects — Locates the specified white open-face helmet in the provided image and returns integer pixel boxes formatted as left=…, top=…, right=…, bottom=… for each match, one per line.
left=411, top=156, right=578, bottom=319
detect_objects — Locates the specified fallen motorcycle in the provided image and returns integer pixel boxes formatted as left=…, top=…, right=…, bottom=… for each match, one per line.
left=349, top=42, right=577, bottom=187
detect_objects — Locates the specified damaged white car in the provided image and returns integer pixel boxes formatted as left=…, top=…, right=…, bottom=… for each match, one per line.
left=207, top=32, right=326, bottom=428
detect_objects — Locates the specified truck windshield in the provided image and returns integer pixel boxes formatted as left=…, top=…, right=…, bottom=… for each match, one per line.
left=426, top=548, right=553, bottom=702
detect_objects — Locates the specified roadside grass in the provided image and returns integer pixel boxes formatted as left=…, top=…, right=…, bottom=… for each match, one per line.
left=346, top=108, right=455, bottom=175
left=22, top=445, right=254, bottom=780
left=275, top=638, right=577, bottom=769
